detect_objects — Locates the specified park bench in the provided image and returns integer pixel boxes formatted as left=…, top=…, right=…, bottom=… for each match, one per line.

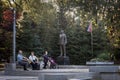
left=16, top=61, right=32, bottom=69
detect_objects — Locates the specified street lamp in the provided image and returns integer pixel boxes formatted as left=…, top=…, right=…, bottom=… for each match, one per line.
left=10, top=0, right=16, bottom=63
left=13, top=8, right=16, bottom=63
left=4, top=0, right=16, bottom=71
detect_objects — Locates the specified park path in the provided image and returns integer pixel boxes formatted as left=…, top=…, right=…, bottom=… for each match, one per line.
left=0, top=71, right=38, bottom=80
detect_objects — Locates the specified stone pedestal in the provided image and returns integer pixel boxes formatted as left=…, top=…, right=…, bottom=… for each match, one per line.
left=57, top=56, right=70, bottom=65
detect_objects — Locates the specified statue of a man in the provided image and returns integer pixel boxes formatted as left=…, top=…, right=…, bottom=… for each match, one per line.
left=59, top=30, right=67, bottom=57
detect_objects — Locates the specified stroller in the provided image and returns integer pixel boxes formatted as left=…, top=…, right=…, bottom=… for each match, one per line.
left=48, top=57, right=57, bottom=69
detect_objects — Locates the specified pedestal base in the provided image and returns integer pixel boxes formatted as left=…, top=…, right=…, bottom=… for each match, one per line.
left=57, top=56, right=70, bottom=65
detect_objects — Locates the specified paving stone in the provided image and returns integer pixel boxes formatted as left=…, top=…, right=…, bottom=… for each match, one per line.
left=0, top=76, right=38, bottom=80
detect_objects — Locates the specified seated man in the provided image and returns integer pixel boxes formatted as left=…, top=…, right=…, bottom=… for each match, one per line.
left=17, top=50, right=29, bottom=71
left=29, top=51, right=40, bottom=70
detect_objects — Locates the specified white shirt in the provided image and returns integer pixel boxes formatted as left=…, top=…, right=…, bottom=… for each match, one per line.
left=29, top=55, right=37, bottom=62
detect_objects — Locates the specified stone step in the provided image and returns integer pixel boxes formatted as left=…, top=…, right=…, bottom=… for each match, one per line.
left=0, top=76, right=38, bottom=80
left=38, top=71, right=95, bottom=80
left=0, top=63, right=5, bottom=71
left=57, top=65, right=89, bottom=69
left=5, top=69, right=90, bottom=76
left=0, top=71, right=4, bottom=75
left=68, top=79, right=91, bottom=80
left=5, top=69, right=95, bottom=80
left=68, top=77, right=92, bottom=80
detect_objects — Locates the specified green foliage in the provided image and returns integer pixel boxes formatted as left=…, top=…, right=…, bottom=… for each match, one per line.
left=16, top=1, right=59, bottom=58
left=66, top=27, right=91, bottom=64
left=17, top=13, right=42, bottom=57
left=0, top=30, right=12, bottom=62
left=97, top=53, right=111, bottom=61
left=90, top=58, right=105, bottom=62
left=0, top=0, right=3, bottom=24
left=0, top=0, right=120, bottom=64
left=90, top=52, right=111, bottom=62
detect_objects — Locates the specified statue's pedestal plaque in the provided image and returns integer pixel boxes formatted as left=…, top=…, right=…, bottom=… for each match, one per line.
left=57, top=56, right=70, bottom=65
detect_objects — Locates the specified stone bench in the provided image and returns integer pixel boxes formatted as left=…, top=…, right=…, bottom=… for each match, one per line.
left=16, top=61, right=44, bottom=70
left=16, top=63, right=32, bottom=69
left=16, top=63, right=23, bottom=69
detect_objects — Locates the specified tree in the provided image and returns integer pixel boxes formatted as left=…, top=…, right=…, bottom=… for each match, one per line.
left=105, top=0, right=120, bottom=62
left=0, top=0, right=21, bottom=62
left=1, top=0, right=119, bottom=64
left=16, top=0, right=119, bottom=64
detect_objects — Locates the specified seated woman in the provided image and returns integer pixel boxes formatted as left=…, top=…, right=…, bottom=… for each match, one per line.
left=29, top=51, right=40, bottom=70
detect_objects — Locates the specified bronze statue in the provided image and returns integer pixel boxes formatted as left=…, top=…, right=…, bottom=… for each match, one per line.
left=59, top=30, right=67, bottom=57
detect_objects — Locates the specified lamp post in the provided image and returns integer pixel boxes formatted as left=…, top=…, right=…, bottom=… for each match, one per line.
left=10, top=0, right=16, bottom=63
left=5, top=0, right=16, bottom=71
left=13, top=8, right=16, bottom=63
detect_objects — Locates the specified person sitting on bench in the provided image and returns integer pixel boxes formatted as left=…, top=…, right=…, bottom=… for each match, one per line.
left=29, top=51, right=40, bottom=70
left=17, top=50, right=29, bottom=71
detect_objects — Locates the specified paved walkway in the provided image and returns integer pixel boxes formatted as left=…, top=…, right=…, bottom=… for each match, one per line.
left=0, top=68, right=90, bottom=80
left=0, top=76, right=38, bottom=80
left=0, top=71, right=38, bottom=80
left=0, top=71, right=4, bottom=75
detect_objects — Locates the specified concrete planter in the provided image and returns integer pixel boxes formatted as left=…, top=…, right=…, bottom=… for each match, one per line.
left=86, top=61, right=114, bottom=66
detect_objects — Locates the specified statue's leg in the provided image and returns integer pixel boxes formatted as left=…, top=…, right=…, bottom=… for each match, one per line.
left=63, top=45, right=66, bottom=57
left=60, top=45, right=63, bottom=56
